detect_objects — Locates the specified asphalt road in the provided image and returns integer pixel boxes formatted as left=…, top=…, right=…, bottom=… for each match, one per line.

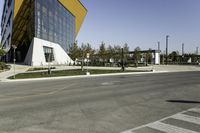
left=0, top=72, right=199, bottom=133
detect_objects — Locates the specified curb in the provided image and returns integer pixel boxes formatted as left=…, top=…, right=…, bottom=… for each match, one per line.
left=2, top=71, right=168, bottom=83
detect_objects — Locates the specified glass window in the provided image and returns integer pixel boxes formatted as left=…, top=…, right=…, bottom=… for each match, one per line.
left=43, top=46, right=54, bottom=62
left=34, top=0, right=75, bottom=53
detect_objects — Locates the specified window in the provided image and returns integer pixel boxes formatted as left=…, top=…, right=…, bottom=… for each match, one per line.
left=7, top=12, right=12, bottom=27
left=8, top=0, right=12, bottom=7
left=43, top=46, right=54, bottom=62
left=35, top=0, right=75, bottom=53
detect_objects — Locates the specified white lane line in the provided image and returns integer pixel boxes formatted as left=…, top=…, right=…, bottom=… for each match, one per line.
left=171, top=113, right=200, bottom=125
left=189, top=108, right=200, bottom=114
left=147, top=121, right=199, bottom=133
left=121, top=131, right=133, bottom=133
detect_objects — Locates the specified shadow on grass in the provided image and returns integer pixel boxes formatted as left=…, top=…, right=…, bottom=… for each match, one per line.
left=167, top=100, right=200, bottom=104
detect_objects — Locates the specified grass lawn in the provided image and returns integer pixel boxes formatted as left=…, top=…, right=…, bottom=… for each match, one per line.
left=8, top=69, right=151, bottom=79
left=27, top=67, right=56, bottom=71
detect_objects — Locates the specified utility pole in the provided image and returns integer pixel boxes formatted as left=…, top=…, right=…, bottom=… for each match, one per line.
left=158, top=41, right=160, bottom=51
left=166, top=35, right=169, bottom=65
left=182, top=43, right=184, bottom=56
left=182, top=43, right=185, bottom=64
left=196, top=47, right=199, bottom=55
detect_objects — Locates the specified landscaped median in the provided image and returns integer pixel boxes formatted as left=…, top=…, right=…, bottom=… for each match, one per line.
left=8, top=69, right=152, bottom=79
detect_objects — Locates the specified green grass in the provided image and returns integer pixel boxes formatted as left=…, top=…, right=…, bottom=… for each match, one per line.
left=27, top=67, right=56, bottom=71
left=8, top=69, right=151, bottom=79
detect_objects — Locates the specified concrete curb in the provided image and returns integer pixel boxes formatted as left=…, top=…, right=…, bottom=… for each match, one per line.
left=2, top=71, right=169, bottom=82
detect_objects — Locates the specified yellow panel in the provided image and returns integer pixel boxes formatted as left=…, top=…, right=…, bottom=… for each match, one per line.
left=13, top=0, right=87, bottom=36
left=59, top=0, right=87, bottom=36
left=13, top=0, right=24, bottom=19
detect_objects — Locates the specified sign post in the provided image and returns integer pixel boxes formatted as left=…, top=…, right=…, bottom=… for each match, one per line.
left=12, top=45, right=17, bottom=79
left=86, top=53, right=90, bottom=75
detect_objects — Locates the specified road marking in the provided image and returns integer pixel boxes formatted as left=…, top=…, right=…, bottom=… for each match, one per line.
left=101, top=81, right=120, bottom=86
left=189, top=108, right=200, bottom=114
left=172, top=113, right=200, bottom=125
left=121, top=107, right=200, bottom=133
left=121, top=131, right=133, bottom=133
left=147, top=121, right=198, bottom=133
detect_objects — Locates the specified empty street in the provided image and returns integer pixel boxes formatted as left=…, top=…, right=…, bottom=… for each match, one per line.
left=0, top=71, right=200, bottom=133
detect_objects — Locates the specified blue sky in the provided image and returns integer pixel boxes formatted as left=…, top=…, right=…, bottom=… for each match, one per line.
left=1, top=0, right=200, bottom=53
left=78, top=0, right=200, bottom=53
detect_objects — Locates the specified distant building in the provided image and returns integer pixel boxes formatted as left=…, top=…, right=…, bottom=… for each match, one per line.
left=1, top=0, right=87, bottom=66
left=129, top=50, right=161, bottom=65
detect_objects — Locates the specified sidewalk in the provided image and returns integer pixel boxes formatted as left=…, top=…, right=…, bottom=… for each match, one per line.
left=0, top=64, right=200, bottom=82
left=153, top=65, right=200, bottom=72
left=0, top=64, right=154, bottom=82
left=0, top=64, right=30, bottom=82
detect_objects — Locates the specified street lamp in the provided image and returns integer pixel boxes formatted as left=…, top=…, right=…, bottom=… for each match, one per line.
left=12, top=45, right=17, bottom=79
left=166, top=35, right=169, bottom=65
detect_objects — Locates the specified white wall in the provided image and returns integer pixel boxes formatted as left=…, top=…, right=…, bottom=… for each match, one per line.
left=24, top=37, right=73, bottom=66
left=155, top=52, right=160, bottom=65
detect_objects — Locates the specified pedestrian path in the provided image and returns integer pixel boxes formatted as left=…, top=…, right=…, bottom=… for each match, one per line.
left=121, top=107, right=200, bottom=133
left=0, top=64, right=29, bottom=81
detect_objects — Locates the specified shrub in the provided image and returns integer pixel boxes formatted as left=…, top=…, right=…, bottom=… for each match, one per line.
left=0, top=62, right=9, bottom=70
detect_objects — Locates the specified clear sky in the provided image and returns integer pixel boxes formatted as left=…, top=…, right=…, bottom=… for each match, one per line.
left=78, top=0, right=200, bottom=53
left=0, top=0, right=200, bottom=53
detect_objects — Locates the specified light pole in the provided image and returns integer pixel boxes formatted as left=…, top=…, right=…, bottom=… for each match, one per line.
left=158, top=41, right=160, bottom=51
left=166, top=35, right=169, bottom=65
left=12, top=45, right=17, bottom=79
left=182, top=43, right=184, bottom=56
left=182, top=43, right=185, bottom=64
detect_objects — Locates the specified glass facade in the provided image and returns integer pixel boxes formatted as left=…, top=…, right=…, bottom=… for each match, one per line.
left=35, top=0, right=75, bottom=53
left=11, top=0, right=35, bottom=62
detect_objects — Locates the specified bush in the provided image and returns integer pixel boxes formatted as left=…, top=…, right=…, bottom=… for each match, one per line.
left=0, top=62, right=9, bottom=70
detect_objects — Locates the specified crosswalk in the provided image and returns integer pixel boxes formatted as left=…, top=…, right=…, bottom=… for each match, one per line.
left=121, top=107, right=200, bottom=133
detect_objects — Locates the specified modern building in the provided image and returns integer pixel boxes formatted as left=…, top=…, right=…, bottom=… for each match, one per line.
left=1, top=0, right=87, bottom=66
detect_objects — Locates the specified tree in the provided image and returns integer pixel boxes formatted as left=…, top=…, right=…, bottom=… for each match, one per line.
left=107, top=45, right=114, bottom=61
left=86, top=43, right=95, bottom=56
left=146, top=48, right=152, bottom=65
left=123, top=43, right=129, bottom=62
left=69, top=41, right=80, bottom=61
left=0, top=44, right=6, bottom=59
left=169, top=51, right=179, bottom=63
left=123, top=43, right=129, bottom=54
left=134, top=47, right=141, bottom=67
left=113, top=45, right=121, bottom=63
left=98, top=42, right=107, bottom=65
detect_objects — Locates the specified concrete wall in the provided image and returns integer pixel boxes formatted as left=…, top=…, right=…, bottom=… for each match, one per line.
left=24, top=37, right=73, bottom=66
left=155, top=52, right=160, bottom=65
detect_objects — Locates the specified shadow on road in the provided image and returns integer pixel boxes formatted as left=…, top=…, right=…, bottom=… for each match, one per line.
left=166, top=100, right=200, bottom=104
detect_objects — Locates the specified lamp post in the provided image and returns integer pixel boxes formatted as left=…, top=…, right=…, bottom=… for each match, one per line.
left=86, top=53, right=90, bottom=75
left=158, top=41, right=160, bottom=51
left=12, top=45, right=17, bottom=79
left=166, top=35, right=169, bottom=65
